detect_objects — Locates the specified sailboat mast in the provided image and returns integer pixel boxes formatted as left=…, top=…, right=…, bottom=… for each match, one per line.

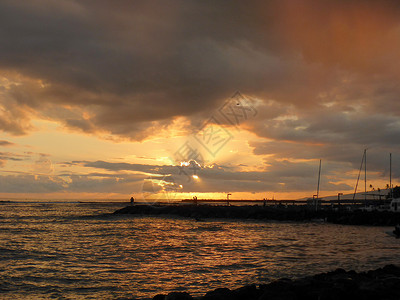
left=364, top=149, right=367, bottom=205
left=353, top=150, right=365, bottom=202
left=390, top=153, right=392, bottom=198
left=316, top=159, right=321, bottom=211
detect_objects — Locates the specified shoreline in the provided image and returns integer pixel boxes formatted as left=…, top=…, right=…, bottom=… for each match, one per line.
left=147, top=264, right=400, bottom=300
left=113, top=204, right=400, bottom=226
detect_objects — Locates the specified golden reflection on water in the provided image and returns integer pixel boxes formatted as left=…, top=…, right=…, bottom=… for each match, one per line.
left=0, top=203, right=399, bottom=299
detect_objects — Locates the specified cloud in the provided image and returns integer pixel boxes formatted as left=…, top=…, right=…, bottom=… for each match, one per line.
left=74, top=160, right=175, bottom=174
left=248, top=103, right=400, bottom=180
left=65, top=173, right=144, bottom=193
left=274, top=0, right=400, bottom=73
left=0, top=151, right=30, bottom=167
left=31, top=156, right=54, bottom=175
left=1, top=1, right=400, bottom=197
left=0, top=0, right=397, bottom=142
left=66, top=159, right=353, bottom=194
left=0, top=171, right=145, bottom=194
left=0, top=152, right=26, bottom=161
left=0, top=174, right=64, bottom=193
left=0, top=140, right=16, bottom=147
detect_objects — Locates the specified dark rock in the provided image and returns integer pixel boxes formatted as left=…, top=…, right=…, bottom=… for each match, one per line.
left=166, top=292, right=193, bottom=300
left=382, top=276, right=400, bottom=288
left=382, top=264, right=400, bottom=276
left=202, top=288, right=231, bottom=300
left=258, top=290, right=297, bottom=300
left=265, top=278, right=293, bottom=291
left=347, top=270, right=357, bottom=276
left=259, top=278, right=298, bottom=300
left=152, top=294, right=166, bottom=300
left=114, top=204, right=400, bottom=226
left=291, top=277, right=317, bottom=298
left=230, top=284, right=261, bottom=300
left=331, top=268, right=346, bottom=275
left=150, top=265, right=400, bottom=300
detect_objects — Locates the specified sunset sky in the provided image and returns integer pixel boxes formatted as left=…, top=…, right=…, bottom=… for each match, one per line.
left=1, top=0, right=400, bottom=201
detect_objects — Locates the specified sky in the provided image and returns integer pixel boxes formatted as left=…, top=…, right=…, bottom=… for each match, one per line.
left=0, top=0, right=400, bottom=201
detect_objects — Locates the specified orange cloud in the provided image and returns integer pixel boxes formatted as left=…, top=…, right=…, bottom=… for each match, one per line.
left=272, top=0, right=400, bottom=73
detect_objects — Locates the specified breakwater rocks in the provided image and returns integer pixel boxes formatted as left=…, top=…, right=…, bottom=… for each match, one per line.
left=150, top=265, right=400, bottom=300
left=113, top=204, right=400, bottom=226
left=327, top=210, right=400, bottom=226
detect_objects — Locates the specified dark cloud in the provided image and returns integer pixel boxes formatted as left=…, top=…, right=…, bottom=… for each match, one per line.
left=67, top=159, right=352, bottom=194
left=249, top=103, right=400, bottom=182
left=76, top=160, right=175, bottom=174
left=0, top=174, right=64, bottom=193
left=0, top=152, right=25, bottom=161
left=0, top=0, right=397, bottom=141
left=0, top=172, right=144, bottom=194
left=66, top=173, right=144, bottom=193
left=0, top=140, right=15, bottom=147
left=0, top=151, right=30, bottom=167
left=1, top=0, right=400, bottom=196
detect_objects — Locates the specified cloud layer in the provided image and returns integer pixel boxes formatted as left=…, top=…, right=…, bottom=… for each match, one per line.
left=1, top=1, right=400, bottom=197
left=0, top=1, right=397, bottom=138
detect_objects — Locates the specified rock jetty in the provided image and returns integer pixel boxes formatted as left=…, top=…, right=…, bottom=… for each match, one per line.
left=149, top=264, right=400, bottom=300
left=113, top=204, right=400, bottom=226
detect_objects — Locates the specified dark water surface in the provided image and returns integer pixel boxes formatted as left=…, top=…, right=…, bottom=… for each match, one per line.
left=0, top=202, right=399, bottom=299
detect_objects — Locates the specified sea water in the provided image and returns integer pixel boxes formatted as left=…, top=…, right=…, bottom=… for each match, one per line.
left=0, top=202, right=399, bottom=299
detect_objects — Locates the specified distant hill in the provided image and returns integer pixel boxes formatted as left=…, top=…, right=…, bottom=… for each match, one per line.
left=316, top=188, right=392, bottom=201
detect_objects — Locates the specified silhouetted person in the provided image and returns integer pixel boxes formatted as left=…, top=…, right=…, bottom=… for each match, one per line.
left=193, top=196, right=198, bottom=205
left=130, top=197, right=134, bottom=206
left=263, top=198, right=266, bottom=207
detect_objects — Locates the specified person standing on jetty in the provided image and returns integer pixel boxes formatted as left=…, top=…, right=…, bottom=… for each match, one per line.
left=130, top=196, right=135, bottom=206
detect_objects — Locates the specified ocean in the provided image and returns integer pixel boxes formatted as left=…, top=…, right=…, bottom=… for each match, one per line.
left=0, top=202, right=399, bottom=299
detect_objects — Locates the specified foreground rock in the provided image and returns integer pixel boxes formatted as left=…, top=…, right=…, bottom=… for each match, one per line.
left=114, top=204, right=400, bottom=226
left=151, top=265, right=400, bottom=300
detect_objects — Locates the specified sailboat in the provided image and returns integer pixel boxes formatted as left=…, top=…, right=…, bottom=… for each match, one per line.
left=386, top=154, right=400, bottom=236
left=388, top=153, right=400, bottom=212
left=354, top=151, right=398, bottom=212
left=389, top=191, right=400, bottom=212
left=353, top=149, right=368, bottom=208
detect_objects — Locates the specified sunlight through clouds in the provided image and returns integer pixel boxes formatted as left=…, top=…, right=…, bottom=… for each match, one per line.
left=0, top=0, right=400, bottom=200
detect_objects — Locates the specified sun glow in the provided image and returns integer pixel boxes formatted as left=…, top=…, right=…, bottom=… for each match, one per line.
left=180, top=160, right=202, bottom=168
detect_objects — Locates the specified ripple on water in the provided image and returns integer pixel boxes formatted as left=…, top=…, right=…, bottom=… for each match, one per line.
left=0, top=203, right=399, bottom=299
